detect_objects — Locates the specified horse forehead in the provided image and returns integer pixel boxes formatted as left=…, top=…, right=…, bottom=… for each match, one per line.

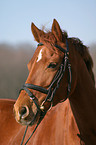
left=36, top=46, right=53, bottom=62
left=36, top=48, right=43, bottom=62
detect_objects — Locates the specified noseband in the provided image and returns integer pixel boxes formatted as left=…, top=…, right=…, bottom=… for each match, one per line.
left=20, top=39, right=72, bottom=145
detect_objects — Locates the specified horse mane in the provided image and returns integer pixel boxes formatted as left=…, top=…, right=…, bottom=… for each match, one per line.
left=67, top=36, right=95, bottom=85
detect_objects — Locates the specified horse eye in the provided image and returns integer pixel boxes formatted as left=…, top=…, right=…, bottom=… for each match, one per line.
left=48, top=62, right=57, bottom=68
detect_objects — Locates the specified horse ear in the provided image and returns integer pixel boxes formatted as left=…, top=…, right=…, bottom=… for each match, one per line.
left=31, top=23, right=42, bottom=42
left=52, top=19, right=62, bottom=41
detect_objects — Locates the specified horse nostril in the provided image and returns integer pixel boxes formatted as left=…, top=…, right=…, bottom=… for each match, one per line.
left=20, top=107, right=27, bottom=116
left=19, top=106, right=29, bottom=118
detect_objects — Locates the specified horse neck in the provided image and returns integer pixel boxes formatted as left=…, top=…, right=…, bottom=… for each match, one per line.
left=69, top=52, right=96, bottom=144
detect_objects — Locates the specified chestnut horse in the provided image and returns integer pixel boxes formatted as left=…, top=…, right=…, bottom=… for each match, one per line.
left=1, top=19, right=95, bottom=145
left=13, top=19, right=96, bottom=145
left=0, top=99, right=80, bottom=145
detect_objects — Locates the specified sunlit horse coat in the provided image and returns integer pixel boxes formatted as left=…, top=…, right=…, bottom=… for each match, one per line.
left=0, top=19, right=96, bottom=145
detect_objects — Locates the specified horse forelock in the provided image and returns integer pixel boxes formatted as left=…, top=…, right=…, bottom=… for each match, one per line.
left=38, top=31, right=67, bottom=55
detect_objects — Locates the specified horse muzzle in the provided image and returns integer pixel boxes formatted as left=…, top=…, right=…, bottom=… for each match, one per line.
left=13, top=104, right=40, bottom=126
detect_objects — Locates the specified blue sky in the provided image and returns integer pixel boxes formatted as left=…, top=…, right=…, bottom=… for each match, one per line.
left=0, top=0, right=96, bottom=46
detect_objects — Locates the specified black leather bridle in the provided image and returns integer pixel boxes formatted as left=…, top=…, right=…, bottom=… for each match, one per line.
left=20, top=39, right=72, bottom=145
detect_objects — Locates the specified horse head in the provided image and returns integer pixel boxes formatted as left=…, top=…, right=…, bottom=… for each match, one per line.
left=14, top=19, right=77, bottom=126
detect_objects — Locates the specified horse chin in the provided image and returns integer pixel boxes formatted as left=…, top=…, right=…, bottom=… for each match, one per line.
left=20, top=119, right=32, bottom=126
left=29, top=111, right=41, bottom=126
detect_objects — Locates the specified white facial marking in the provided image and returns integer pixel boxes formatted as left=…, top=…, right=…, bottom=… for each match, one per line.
left=37, top=49, right=43, bottom=62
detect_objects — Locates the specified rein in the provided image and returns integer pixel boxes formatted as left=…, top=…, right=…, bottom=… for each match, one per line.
left=20, top=39, right=72, bottom=145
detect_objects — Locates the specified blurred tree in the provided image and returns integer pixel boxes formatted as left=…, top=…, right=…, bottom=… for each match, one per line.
left=0, top=43, right=35, bottom=99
